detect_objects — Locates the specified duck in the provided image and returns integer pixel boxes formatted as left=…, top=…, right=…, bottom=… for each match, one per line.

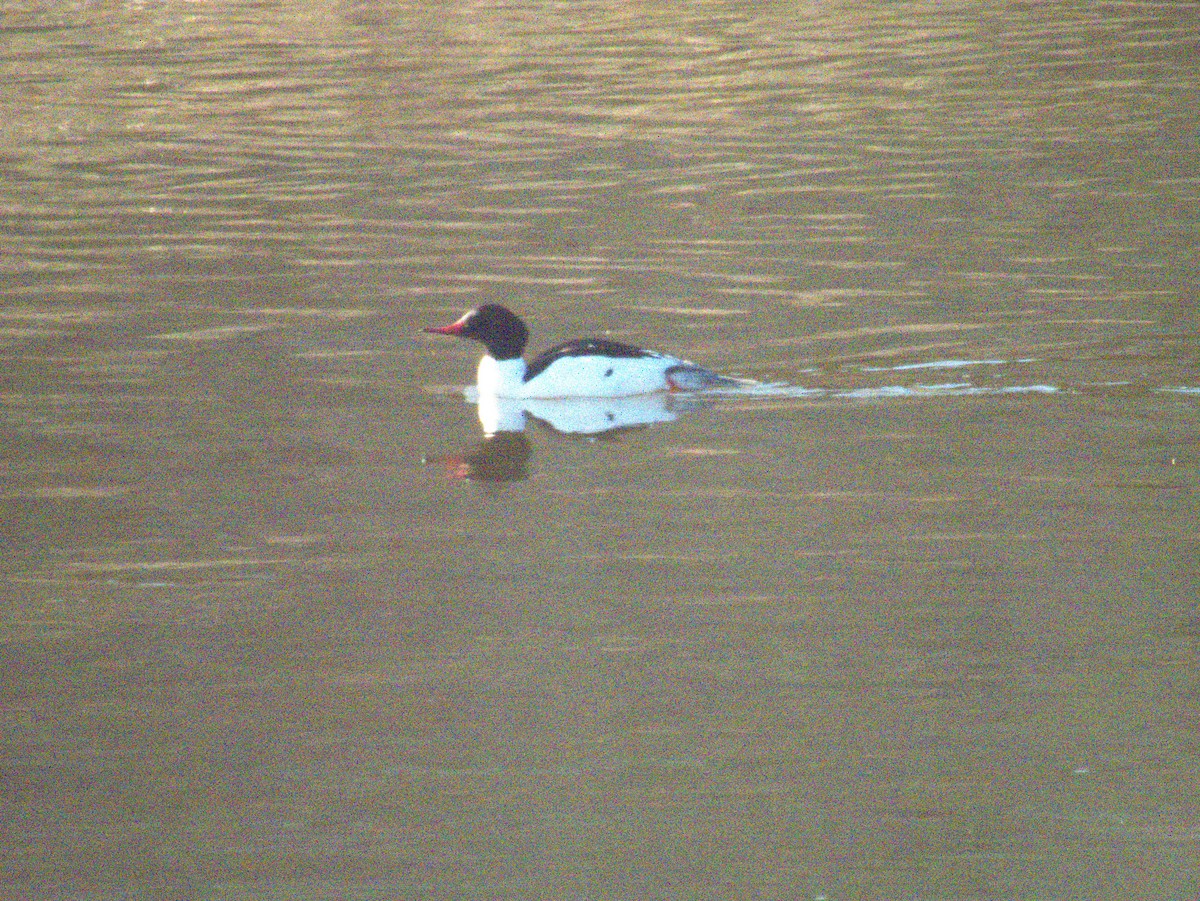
left=424, top=304, right=733, bottom=398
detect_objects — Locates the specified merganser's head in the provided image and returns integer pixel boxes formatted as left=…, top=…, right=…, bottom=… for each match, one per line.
left=424, top=304, right=529, bottom=360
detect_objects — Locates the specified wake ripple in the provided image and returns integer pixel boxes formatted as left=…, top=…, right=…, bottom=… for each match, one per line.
left=708, top=357, right=1199, bottom=401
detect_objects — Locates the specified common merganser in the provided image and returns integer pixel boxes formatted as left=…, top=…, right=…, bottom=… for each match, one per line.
left=424, top=304, right=732, bottom=398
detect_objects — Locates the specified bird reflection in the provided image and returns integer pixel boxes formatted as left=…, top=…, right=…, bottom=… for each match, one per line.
left=426, top=392, right=702, bottom=482
left=426, top=430, right=533, bottom=482
left=478, top=391, right=683, bottom=436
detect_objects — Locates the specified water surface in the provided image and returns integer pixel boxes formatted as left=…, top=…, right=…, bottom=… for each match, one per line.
left=1, top=1, right=1198, bottom=898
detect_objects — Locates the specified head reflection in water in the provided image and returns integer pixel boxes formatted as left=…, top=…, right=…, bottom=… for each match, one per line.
left=425, top=431, right=533, bottom=483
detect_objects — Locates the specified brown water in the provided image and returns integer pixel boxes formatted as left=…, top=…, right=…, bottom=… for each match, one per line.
left=2, top=1, right=1199, bottom=898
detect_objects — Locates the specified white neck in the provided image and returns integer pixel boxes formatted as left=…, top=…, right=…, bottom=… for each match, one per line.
left=477, top=355, right=527, bottom=397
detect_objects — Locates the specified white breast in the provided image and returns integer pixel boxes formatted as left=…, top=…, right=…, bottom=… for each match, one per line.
left=477, top=356, right=529, bottom=397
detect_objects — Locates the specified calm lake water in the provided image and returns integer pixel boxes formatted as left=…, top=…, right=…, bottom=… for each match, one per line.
left=2, top=1, right=1198, bottom=898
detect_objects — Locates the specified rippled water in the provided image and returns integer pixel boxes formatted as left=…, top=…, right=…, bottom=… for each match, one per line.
left=2, top=1, right=1198, bottom=898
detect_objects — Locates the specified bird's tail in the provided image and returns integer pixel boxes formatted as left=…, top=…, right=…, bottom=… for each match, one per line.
left=665, top=364, right=748, bottom=392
